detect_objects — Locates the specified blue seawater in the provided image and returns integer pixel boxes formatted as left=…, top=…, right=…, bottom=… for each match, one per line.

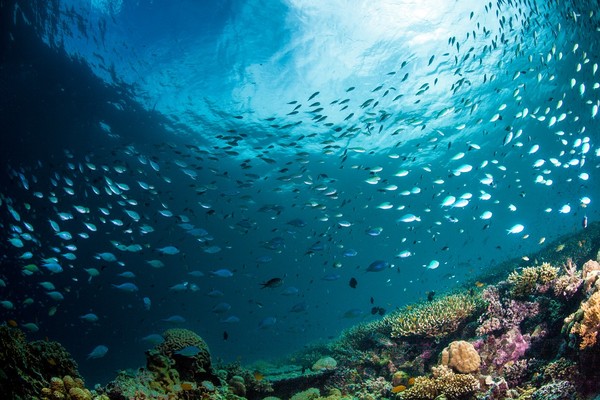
left=0, top=0, right=598, bottom=385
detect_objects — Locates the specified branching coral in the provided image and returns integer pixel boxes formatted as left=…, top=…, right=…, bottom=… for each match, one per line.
left=387, top=292, right=482, bottom=339
left=507, top=262, right=559, bottom=297
left=553, top=259, right=582, bottom=299
left=399, top=366, right=479, bottom=400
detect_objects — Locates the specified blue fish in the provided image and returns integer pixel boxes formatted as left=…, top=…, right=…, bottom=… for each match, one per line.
left=220, top=315, right=240, bottom=323
left=56, top=231, right=72, bottom=241
left=169, top=282, right=189, bottom=291
left=143, top=297, right=152, bottom=311
left=211, top=269, right=233, bottom=278
left=343, top=249, right=358, bottom=257
left=157, top=246, right=180, bottom=255
left=212, top=302, right=232, bottom=314
left=80, top=313, right=99, bottom=323
left=258, top=317, right=277, bottom=329
left=141, top=334, right=164, bottom=345
left=42, top=262, right=63, bottom=274
left=367, top=260, right=390, bottom=272
left=46, top=291, right=64, bottom=301
left=96, top=252, right=117, bottom=262
left=87, top=345, right=108, bottom=359
left=163, top=315, right=186, bottom=323
left=290, top=302, right=309, bottom=313
left=112, top=283, right=139, bottom=292
left=174, top=345, right=202, bottom=357
left=281, top=286, right=299, bottom=296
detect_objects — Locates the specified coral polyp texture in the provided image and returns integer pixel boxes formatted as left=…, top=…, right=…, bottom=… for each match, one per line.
left=387, top=292, right=482, bottom=339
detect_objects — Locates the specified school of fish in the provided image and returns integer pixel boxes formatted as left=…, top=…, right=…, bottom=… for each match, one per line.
left=0, top=0, right=598, bottom=365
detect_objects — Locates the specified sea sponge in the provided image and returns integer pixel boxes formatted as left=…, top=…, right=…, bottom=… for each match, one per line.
left=440, top=340, right=481, bottom=373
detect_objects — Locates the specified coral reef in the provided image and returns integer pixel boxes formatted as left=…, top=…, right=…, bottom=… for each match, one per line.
left=0, top=326, right=82, bottom=400
left=40, top=375, right=109, bottom=400
left=476, top=286, right=539, bottom=336
left=565, top=289, right=600, bottom=349
left=387, top=292, right=483, bottom=339
left=507, top=262, right=559, bottom=298
left=399, top=366, right=479, bottom=400
left=5, top=225, right=600, bottom=400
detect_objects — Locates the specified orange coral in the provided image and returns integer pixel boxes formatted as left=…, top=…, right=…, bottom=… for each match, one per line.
left=571, top=290, right=600, bottom=349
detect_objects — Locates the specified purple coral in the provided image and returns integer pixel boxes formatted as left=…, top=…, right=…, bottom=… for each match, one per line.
left=494, top=327, right=530, bottom=366
left=474, top=327, right=531, bottom=374
left=477, top=287, right=539, bottom=336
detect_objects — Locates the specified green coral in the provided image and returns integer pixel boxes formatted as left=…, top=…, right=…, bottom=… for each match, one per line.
left=387, top=292, right=482, bottom=339
left=508, top=263, right=559, bottom=297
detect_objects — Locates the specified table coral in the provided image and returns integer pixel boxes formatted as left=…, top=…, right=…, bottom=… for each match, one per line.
left=388, top=292, right=482, bottom=339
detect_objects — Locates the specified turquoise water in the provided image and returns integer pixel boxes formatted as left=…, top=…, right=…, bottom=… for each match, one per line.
left=0, top=0, right=598, bottom=385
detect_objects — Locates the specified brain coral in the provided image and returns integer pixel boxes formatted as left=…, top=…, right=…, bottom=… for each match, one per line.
left=155, top=328, right=211, bottom=365
left=440, top=340, right=481, bottom=373
left=151, top=328, right=213, bottom=383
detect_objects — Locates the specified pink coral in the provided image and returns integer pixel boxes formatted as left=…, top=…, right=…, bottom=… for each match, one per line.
left=474, top=327, right=530, bottom=374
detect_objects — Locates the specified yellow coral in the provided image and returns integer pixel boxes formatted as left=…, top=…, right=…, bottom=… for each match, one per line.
left=508, top=263, right=559, bottom=297
left=399, top=376, right=438, bottom=400
left=571, top=290, right=600, bottom=349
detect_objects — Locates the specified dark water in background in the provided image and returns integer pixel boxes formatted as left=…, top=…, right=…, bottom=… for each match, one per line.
left=0, top=0, right=599, bottom=385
